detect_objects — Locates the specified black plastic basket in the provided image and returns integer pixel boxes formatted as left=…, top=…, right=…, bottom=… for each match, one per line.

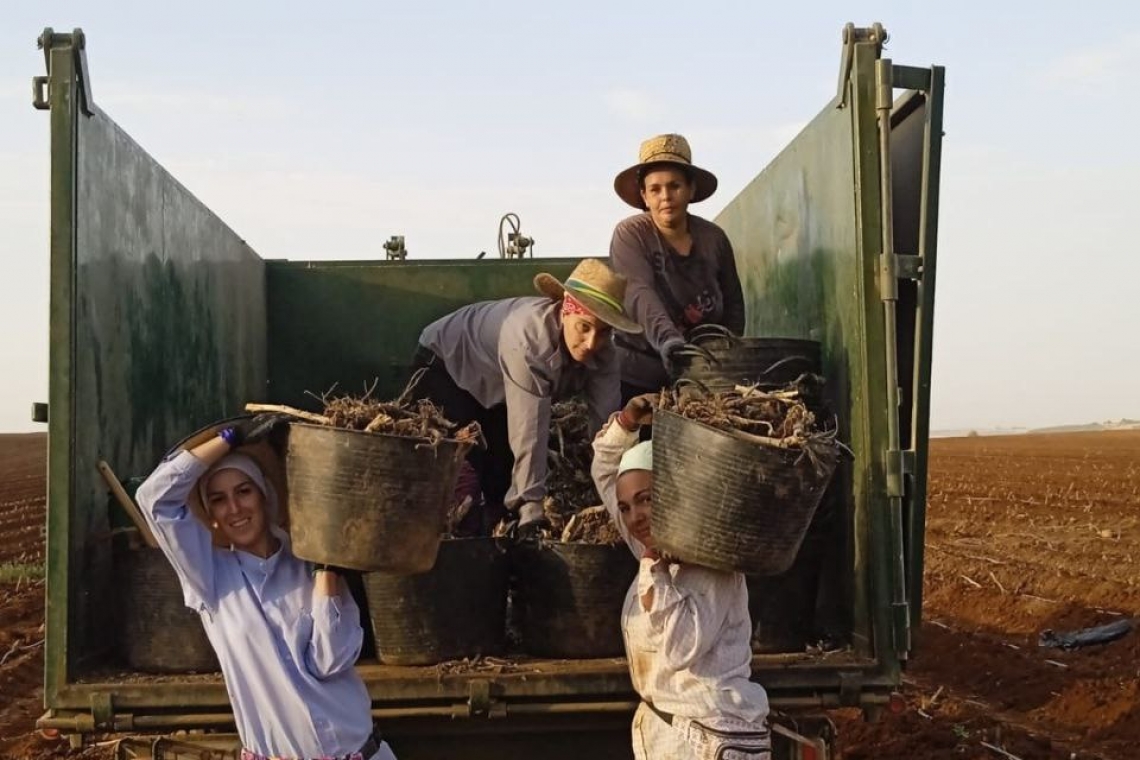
left=286, top=423, right=470, bottom=573
left=652, top=409, right=838, bottom=575
left=678, top=332, right=822, bottom=393
left=364, top=537, right=509, bottom=665
left=513, top=541, right=637, bottom=658
left=115, top=545, right=219, bottom=673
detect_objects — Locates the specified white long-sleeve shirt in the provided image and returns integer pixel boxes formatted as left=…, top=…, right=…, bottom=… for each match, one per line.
left=135, top=451, right=376, bottom=758
left=591, top=418, right=770, bottom=724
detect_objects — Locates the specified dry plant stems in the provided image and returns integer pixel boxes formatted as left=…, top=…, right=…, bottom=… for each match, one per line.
left=560, top=505, right=623, bottom=545
left=247, top=370, right=484, bottom=449
left=434, top=655, right=520, bottom=680
left=543, top=398, right=602, bottom=537
left=657, top=374, right=846, bottom=475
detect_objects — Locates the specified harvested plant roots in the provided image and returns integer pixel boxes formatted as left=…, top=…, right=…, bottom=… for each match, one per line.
left=560, top=505, right=623, bottom=545
left=246, top=369, right=483, bottom=448
left=543, top=399, right=602, bottom=539
left=658, top=374, right=847, bottom=474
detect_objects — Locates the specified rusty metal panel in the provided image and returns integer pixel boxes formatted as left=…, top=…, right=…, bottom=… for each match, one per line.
left=41, top=32, right=266, bottom=698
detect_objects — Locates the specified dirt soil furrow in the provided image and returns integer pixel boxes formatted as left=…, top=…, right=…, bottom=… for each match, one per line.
left=837, top=431, right=1140, bottom=759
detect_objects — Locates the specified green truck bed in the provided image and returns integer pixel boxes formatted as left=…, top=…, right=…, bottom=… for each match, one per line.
left=31, top=22, right=944, bottom=759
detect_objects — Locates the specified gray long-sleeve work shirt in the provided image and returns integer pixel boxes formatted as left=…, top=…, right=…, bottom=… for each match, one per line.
left=609, top=212, right=746, bottom=389
left=419, top=296, right=621, bottom=515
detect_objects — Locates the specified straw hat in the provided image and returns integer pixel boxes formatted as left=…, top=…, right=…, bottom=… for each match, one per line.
left=534, top=258, right=643, bottom=334
left=166, top=417, right=290, bottom=545
left=613, top=133, right=718, bottom=210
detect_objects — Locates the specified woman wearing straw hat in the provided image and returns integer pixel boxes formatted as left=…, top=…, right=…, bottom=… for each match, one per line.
left=610, top=134, right=746, bottom=402
left=411, top=258, right=641, bottom=538
left=135, top=415, right=399, bottom=760
left=591, top=396, right=771, bottom=760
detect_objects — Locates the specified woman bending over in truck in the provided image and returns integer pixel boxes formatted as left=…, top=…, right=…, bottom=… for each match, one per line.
left=136, top=416, right=398, bottom=760
left=591, top=395, right=771, bottom=760
left=609, top=134, right=746, bottom=404
left=409, top=258, right=641, bottom=538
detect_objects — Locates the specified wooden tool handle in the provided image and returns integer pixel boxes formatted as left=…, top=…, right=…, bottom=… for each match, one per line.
left=97, top=460, right=159, bottom=548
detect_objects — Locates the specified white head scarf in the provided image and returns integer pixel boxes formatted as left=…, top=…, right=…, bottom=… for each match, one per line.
left=618, top=440, right=653, bottom=477
left=198, top=453, right=279, bottom=523
left=616, top=441, right=653, bottom=559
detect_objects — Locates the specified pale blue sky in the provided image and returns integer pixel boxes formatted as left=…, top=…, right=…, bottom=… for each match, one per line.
left=2, top=2, right=1137, bottom=433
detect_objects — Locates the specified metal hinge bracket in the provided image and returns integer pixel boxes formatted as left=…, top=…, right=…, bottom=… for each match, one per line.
left=884, top=448, right=917, bottom=498
left=894, top=254, right=923, bottom=280
left=879, top=253, right=923, bottom=302
left=89, top=692, right=113, bottom=731
left=466, top=680, right=505, bottom=719
left=34, top=27, right=95, bottom=116
left=884, top=449, right=906, bottom=498
left=32, top=76, right=49, bottom=110
left=894, top=602, right=912, bottom=655
left=836, top=22, right=889, bottom=109
left=838, top=672, right=862, bottom=707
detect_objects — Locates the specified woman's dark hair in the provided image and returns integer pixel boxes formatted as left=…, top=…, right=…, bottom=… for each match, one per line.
left=637, top=162, right=695, bottom=190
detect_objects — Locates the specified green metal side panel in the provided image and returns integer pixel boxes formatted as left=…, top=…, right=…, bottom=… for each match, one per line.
left=713, top=42, right=898, bottom=679
left=41, top=33, right=267, bottom=706
left=265, top=260, right=576, bottom=405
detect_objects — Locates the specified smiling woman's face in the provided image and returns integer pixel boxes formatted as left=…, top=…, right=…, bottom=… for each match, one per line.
left=616, top=469, right=654, bottom=551
left=205, top=468, right=270, bottom=552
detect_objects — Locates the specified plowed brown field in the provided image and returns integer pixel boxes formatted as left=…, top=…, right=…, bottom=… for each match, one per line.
left=1, top=431, right=1137, bottom=758
left=837, top=430, right=1140, bottom=759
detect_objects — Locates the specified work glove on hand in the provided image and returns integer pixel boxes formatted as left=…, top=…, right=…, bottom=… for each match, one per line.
left=662, top=341, right=717, bottom=380
left=220, top=413, right=292, bottom=448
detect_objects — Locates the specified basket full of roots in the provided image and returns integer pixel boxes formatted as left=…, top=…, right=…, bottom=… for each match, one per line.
left=651, top=376, right=845, bottom=575
left=506, top=398, right=636, bottom=658
left=255, top=369, right=482, bottom=574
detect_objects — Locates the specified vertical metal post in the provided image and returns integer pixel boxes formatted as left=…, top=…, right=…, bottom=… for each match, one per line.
left=42, top=34, right=79, bottom=705
left=874, top=58, right=911, bottom=659
left=906, top=65, right=946, bottom=641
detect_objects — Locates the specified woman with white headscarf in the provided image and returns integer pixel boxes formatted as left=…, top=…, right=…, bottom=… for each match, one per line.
left=135, top=415, right=399, bottom=760
left=591, top=396, right=771, bottom=760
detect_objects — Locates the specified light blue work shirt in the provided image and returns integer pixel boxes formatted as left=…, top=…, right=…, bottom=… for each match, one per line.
left=136, top=451, right=373, bottom=758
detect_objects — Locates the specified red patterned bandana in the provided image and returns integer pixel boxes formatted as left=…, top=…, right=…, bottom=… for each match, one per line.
left=561, top=293, right=591, bottom=317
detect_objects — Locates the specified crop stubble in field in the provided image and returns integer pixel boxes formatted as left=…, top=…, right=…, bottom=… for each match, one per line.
left=2, top=431, right=1139, bottom=758
left=0, top=435, right=46, bottom=568
left=839, top=430, right=1140, bottom=759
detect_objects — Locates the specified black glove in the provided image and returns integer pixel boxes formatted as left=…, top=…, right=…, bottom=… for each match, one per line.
left=663, top=342, right=718, bottom=379
left=220, top=413, right=292, bottom=448
left=663, top=342, right=684, bottom=378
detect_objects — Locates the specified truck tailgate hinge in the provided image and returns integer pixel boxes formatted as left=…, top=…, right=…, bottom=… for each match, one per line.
left=878, top=253, right=923, bottom=303
left=466, top=680, right=505, bottom=719
left=838, top=672, right=862, bottom=707
left=893, top=601, right=913, bottom=657
left=89, top=692, right=113, bottom=731
left=884, top=449, right=914, bottom=499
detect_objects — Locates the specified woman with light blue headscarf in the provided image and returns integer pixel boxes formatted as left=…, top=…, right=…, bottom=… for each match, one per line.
left=592, top=396, right=772, bottom=760
left=136, top=415, right=399, bottom=760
